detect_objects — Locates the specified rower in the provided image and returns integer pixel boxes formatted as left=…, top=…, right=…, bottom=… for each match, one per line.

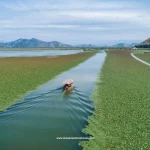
left=62, top=79, right=73, bottom=91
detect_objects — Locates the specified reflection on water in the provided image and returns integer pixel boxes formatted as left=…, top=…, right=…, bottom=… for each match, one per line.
left=0, top=52, right=106, bottom=150
left=0, top=50, right=83, bottom=57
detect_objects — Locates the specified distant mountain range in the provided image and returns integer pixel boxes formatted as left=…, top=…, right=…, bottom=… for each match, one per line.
left=76, top=44, right=97, bottom=48
left=135, top=38, right=150, bottom=48
left=0, top=38, right=139, bottom=48
left=0, top=38, right=98, bottom=48
left=112, top=43, right=137, bottom=48
left=0, top=38, right=72, bottom=48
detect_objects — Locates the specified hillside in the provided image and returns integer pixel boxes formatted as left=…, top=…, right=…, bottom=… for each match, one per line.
left=135, top=38, right=150, bottom=48
left=112, top=43, right=137, bottom=48
left=0, top=38, right=72, bottom=48
left=76, top=44, right=97, bottom=48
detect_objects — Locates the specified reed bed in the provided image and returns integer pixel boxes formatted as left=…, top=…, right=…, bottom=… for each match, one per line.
left=0, top=52, right=96, bottom=111
left=80, top=50, right=150, bottom=150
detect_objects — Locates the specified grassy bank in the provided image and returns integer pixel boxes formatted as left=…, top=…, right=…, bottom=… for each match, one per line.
left=80, top=50, right=150, bottom=149
left=134, top=52, right=150, bottom=63
left=0, top=52, right=96, bottom=111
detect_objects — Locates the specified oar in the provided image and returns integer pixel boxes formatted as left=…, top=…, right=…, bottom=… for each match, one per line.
left=55, top=89, right=66, bottom=101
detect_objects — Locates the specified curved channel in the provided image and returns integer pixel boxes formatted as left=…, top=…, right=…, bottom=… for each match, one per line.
left=0, top=51, right=106, bottom=150
left=131, top=53, right=150, bottom=66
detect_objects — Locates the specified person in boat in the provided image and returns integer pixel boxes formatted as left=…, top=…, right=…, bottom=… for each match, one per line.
left=62, top=79, right=73, bottom=91
left=63, top=83, right=73, bottom=90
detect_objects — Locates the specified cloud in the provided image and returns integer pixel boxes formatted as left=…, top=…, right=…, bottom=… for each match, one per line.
left=0, top=9, right=146, bottom=30
left=0, top=0, right=149, bottom=44
left=0, top=0, right=138, bottom=11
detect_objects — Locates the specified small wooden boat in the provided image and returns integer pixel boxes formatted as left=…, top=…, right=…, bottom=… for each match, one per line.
left=62, top=79, right=73, bottom=91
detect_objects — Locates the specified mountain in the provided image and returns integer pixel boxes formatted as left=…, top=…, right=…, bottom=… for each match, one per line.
left=76, top=44, right=97, bottom=48
left=112, top=43, right=137, bottom=48
left=112, top=43, right=128, bottom=47
left=0, top=38, right=72, bottom=48
left=135, top=38, right=150, bottom=48
left=129, top=43, right=137, bottom=47
left=0, top=42, right=5, bottom=47
left=49, top=41, right=72, bottom=48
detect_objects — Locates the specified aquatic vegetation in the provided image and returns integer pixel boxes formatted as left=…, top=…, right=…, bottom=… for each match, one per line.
left=79, top=50, right=150, bottom=149
left=0, top=52, right=96, bottom=111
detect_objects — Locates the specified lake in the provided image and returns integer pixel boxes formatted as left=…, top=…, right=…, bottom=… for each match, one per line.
left=0, top=50, right=83, bottom=57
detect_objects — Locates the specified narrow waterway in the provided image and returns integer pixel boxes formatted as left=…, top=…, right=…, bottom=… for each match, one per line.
left=0, top=51, right=106, bottom=150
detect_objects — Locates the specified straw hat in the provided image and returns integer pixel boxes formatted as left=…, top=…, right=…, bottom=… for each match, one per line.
left=62, top=79, right=73, bottom=85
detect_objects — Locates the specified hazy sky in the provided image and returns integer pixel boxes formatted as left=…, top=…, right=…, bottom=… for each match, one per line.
left=0, top=0, right=150, bottom=45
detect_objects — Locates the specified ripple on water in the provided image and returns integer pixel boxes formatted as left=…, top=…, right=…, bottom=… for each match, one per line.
left=0, top=52, right=106, bottom=150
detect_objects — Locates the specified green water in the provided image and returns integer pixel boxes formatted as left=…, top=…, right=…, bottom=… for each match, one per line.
left=0, top=52, right=106, bottom=150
